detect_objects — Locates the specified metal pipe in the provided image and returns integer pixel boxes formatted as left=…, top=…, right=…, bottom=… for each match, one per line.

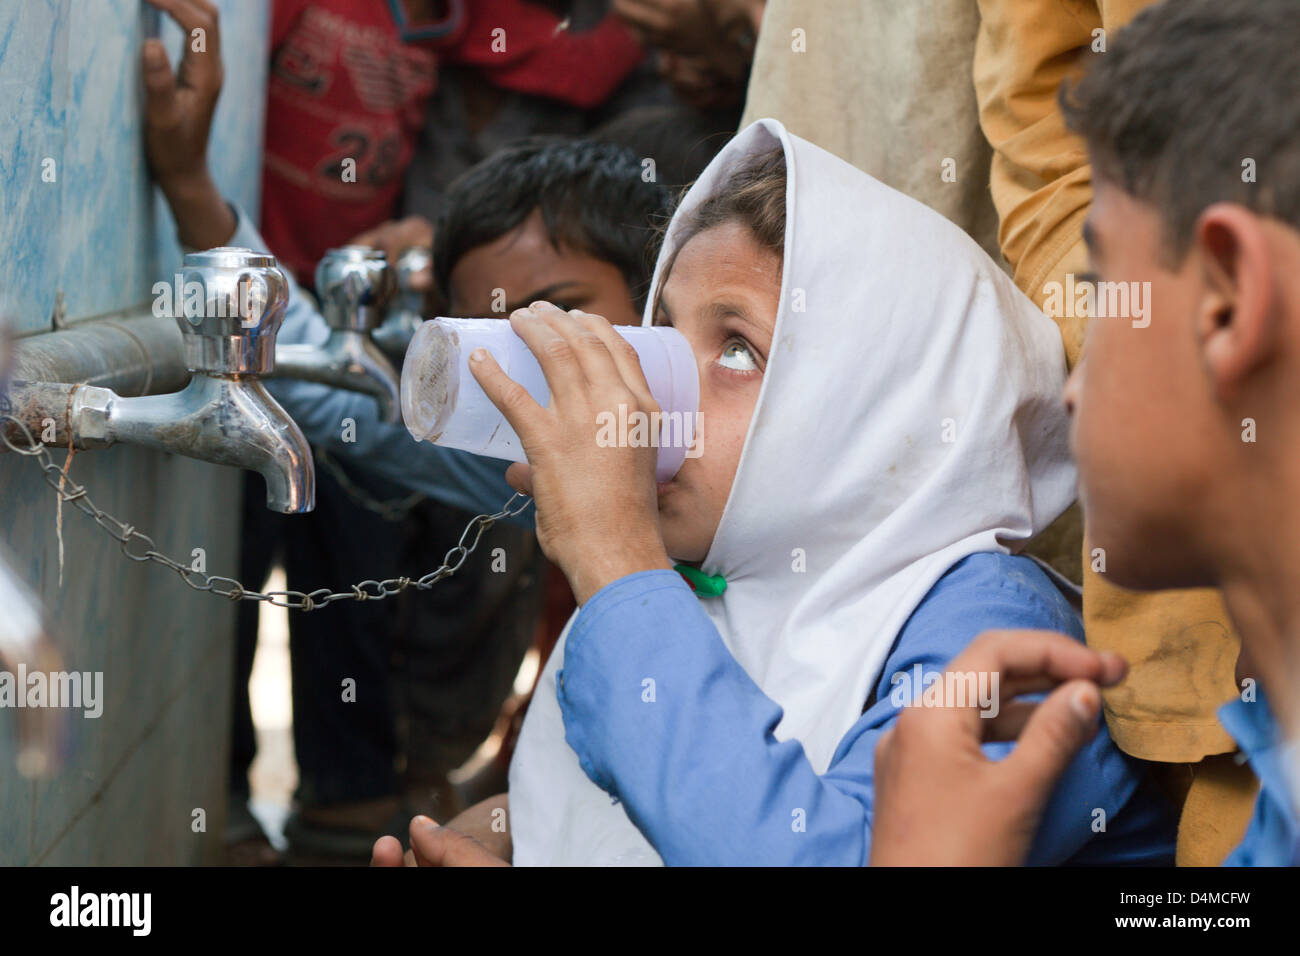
left=7, top=311, right=188, bottom=397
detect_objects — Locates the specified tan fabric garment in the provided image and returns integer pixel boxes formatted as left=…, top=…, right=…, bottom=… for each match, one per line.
left=741, top=0, right=1001, bottom=262
left=1169, top=755, right=1261, bottom=867
left=1084, top=537, right=1240, bottom=761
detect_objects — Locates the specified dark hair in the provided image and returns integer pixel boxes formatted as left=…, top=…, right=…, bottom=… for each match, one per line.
left=433, top=137, right=674, bottom=310
left=653, top=144, right=786, bottom=309
left=590, top=104, right=739, bottom=190
left=1060, top=0, right=1300, bottom=263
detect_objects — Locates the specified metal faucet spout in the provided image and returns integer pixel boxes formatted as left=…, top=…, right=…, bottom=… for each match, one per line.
left=89, top=377, right=315, bottom=513
left=275, top=331, right=400, bottom=423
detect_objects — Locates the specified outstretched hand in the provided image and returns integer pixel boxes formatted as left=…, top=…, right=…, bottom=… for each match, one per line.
left=870, top=629, right=1128, bottom=866
left=141, top=0, right=235, bottom=249
left=469, top=302, right=673, bottom=604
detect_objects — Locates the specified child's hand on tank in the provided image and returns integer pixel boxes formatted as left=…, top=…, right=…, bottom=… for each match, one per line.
left=141, top=0, right=235, bottom=249
left=870, top=629, right=1127, bottom=866
left=470, top=301, right=673, bottom=604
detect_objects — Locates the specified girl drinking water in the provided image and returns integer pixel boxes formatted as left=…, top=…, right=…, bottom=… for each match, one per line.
left=377, top=119, right=1175, bottom=866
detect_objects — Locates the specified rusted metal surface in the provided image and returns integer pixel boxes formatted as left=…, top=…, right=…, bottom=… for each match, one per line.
left=1, top=381, right=80, bottom=448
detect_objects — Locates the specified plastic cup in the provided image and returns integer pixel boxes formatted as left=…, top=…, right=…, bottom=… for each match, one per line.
left=401, top=317, right=700, bottom=481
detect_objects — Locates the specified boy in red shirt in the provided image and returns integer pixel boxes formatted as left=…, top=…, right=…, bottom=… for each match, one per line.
left=262, top=0, right=643, bottom=284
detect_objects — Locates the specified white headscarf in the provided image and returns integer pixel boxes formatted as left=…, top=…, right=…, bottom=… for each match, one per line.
left=508, top=119, right=1076, bottom=865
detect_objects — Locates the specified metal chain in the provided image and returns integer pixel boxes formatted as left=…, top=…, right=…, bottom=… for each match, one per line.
left=0, top=413, right=532, bottom=612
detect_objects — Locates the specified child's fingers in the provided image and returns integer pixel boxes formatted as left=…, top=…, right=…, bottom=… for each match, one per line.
left=409, top=818, right=508, bottom=867
left=953, top=630, right=1108, bottom=680
left=467, top=344, right=547, bottom=438
left=899, top=630, right=1120, bottom=747
left=538, top=306, right=632, bottom=397
left=521, top=301, right=618, bottom=395
left=1000, top=680, right=1104, bottom=804
left=369, top=835, right=405, bottom=867
left=508, top=303, right=590, bottom=404
left=149, top=0, right=223, bottom=88
left=950, top=630, right=1124, bottom=703
left=141, top=39, right=180, bottom=128
left=149, top=0, right=220, bottom=48
left=408, top=818, right=434, bottom=866
left=569, top=310, right=660, bottom=413
left=996, top=649, right=1126, bottom=702
left=504, top=462, right=535, bottom=497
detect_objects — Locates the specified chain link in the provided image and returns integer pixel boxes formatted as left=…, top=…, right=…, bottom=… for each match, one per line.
left=0, top=413, right=532, bottom=612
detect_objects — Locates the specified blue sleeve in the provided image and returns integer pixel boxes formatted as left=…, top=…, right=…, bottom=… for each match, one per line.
left=557, top=553, right=1168, bottom=866
left=224, top=208, right=529, bottom=524
left=1218, top=697, right=1300, bottom=867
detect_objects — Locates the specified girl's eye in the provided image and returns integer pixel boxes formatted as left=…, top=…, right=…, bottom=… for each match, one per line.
left=717, top=340, right=759, bottom=372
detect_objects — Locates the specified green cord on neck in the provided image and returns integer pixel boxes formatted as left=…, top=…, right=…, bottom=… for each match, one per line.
left=673, top=564, right=727, bottom=597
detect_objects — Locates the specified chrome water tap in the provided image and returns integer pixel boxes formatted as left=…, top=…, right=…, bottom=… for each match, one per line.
left=372, top=245, right=431, bottom=363
left=274, top=246, right=402, bottom=422
left=3, top=248, right=315, bottom=513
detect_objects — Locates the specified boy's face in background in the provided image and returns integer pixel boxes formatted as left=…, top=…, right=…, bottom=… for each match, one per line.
left=447, top=208, right=642, bottom=326
left=1064, top=180, right=1221, bottom=591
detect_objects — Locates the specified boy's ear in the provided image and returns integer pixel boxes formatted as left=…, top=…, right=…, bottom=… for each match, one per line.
left=1195, top=203, right=1278, bottom=403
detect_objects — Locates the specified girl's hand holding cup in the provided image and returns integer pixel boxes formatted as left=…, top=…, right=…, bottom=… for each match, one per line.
left=469, top=302, right=675, bottom=604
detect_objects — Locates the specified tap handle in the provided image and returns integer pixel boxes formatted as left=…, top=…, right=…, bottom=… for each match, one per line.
left=394, top=246, right=432, bottom=316
left=179, top=247, right=290, bottom=376
left=316, top=246, right=395, bottom=333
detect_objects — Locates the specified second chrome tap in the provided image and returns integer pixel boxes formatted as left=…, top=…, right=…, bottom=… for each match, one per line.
left=274, top=246, right=402, bottom=423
